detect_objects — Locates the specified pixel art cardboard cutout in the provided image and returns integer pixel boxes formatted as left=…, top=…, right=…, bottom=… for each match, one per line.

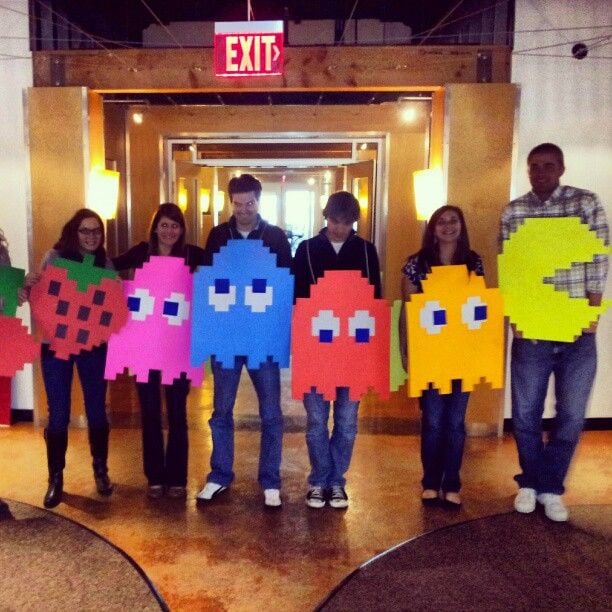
left=406, top=265, right=504, bottom=397
left=498, top=217, right=611, bottom=342
left=105, top=256, right=203, bottom=385
left=0, top=266, right=25, bottom=317
left=0, top=315, right=40, bottom=378
left=292, top=270, right=390, bottom=402
left=30, top=255, right=128, bottom=360
left=390, top=300, right=408, bottom=392
left=190, top=240, right=294, bottom=369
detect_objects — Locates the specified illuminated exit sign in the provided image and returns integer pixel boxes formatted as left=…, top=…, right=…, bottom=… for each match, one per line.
left=214, top=21, right=284, bottom=77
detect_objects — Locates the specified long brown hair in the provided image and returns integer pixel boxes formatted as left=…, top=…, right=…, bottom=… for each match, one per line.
left=148, top=203, right=186, bottom=256
left=420, top=205, right=479, bottom=270
left=54, top=208, right=107, bottom=267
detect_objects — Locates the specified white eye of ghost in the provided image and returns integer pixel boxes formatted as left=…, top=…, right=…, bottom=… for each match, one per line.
left=127, top=288, right=155, bottom=321
left=162, top=292, right=190, bottom=326
left=419, top=300, right=447, bottom=334
left=311, top=310, right=340, bottom=343
left=462, top=296, right=488, bottom=330
left=244, top=278, right=273, bottom=313
left=348, top=310, right=375, bottom=343
left=209, top=278, right=237, bottom=312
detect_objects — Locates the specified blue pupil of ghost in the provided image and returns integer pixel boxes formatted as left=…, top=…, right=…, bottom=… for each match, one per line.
left=355, top=328, right=370, bottom=343
left=163, top=301, right=179, bottom=316
left=252, top=278, right=266, bottom=293
left=433, top=309, right=447, bottom=326
left=127, top=296, right=141, bottom=312
left=215, top=278, right=230, bottom=294
left=474, top=305, right=487, bottom=321
left=319, top=329, right=333, bottom=343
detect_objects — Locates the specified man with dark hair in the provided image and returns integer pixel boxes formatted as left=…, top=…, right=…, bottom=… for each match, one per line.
left=197, top=173, right=291, bottom=508
left=292, top=191, right=381, bottom=509
left=500, top=143, right=609, bottom=522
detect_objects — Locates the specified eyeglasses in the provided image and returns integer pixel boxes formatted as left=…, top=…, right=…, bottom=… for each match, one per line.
left=231, top=199, right=258, bottom=210
left=158, top=222, right=181, bottom=230
left=78, top=228, right=103, bottom=237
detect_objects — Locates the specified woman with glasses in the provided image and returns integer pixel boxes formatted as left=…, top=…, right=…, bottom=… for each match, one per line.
left=24, top=209, right=114, bottom=508
left=113, top=203, right=205, bottom=499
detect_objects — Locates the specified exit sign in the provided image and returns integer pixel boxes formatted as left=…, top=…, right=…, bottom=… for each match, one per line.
left=214, top=21, right=284, bottom=77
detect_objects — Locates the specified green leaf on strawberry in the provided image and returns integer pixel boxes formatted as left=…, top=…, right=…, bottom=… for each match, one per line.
left=54, top=254, right=117, bottom=292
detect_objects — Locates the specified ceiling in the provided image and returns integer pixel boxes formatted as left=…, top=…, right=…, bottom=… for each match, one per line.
left=33, top=0, right=514, bottom=48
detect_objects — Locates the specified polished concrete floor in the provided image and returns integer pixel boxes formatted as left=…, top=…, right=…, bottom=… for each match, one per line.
left=0, top=378, right=610, bottom=611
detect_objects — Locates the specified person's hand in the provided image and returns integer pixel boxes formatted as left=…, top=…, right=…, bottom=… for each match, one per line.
left=18, top=271, right=41, bottom=305
left=582, top=320, right=598, bottom=334
left=510, top=323, right=523, bottom=339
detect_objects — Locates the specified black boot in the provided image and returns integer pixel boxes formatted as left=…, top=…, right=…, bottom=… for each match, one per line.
left=88, top=425, right=114, bottom=496
left=44, top=429, right=67, bottom=509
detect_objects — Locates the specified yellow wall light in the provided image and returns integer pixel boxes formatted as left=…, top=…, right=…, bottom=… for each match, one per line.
left=177, top=178, right=188, bottom=211
left=199, top=188, right=211, bottom=214
left=413, top=167, right=445, bottom=221
left=86, top=168, right=120, bottom=220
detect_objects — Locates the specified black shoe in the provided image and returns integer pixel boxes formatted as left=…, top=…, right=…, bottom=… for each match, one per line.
left=89, top=427, right=114, bottom=496
left=44, top=472, right=63, bottom=508
left=328, top=486, right=349, bottom=509
left=441, top=492, right=462, bottom=509
left=421, top=489, right=440, bottom=507
left=94, top=471, right=114, bottom=496
left=0, top=498, right=9, bottom=513
left=305, top=486, right=326, bottom=509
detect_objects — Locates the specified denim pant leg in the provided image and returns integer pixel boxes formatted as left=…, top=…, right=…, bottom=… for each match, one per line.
left=328, top=388, right=359, bottom=487
left=420, top=388, right=445, bottom=491
left=511, top=339, right=553, bottom=490
left=538, top=334, right=597, bottom=494
left=303, top=389, right=332, bottom=487
left=248, top=358, right=283, bottom=490
left=440, top=381, right=469, bottom=493
left=164, top=377, right=190, bottom=487
left=74, top=344, right=109, bottom=430
left=208, top=357, right=242, bottom=486
left=137, top=373, right=165, bottom=485
left=41, top=344, right=74, bottom=434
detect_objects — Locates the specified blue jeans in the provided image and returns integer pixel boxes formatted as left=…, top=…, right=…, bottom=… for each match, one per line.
left=208, top=356, right=283, bottom=490
left=41, top=343, right=109, bottom=434
left=303, top=387, right=359, bottom=488
left=420, top=380, right=469, bottom=493
left=511, top=334, right=597, bottom=495
left=137, top=372, right=190, bottom=487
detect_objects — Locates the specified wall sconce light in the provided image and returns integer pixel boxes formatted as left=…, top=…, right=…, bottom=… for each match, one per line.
left=177, top=178, right=188, bottom=212
left=358, top=196, right=368, bottom=212
left=199, top=188, right=211, bottom=214
left=132, top=111, right=144, bottom=124
left=413, top=167, right=444, bottom=221
left=400, top=106, right=417, bottom=123
left=215, top=190, right=225, bottom=212
left=86, top=167, right=120, bottom=220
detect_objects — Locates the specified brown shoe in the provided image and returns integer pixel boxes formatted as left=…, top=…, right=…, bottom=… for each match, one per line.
left=166, top=486, right=187, bottom=499
left=146, top=484, right=164, bottom=499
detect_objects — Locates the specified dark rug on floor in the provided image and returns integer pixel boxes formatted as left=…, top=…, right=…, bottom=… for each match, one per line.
left=0, top=500, right=167, bottom=610
left=318, top=505, right=612, bottom=611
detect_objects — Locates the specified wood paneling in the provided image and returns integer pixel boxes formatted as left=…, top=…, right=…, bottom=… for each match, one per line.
left=33, top=45, right=511, bottom=91
left=445, top=83, right=519, bottom=435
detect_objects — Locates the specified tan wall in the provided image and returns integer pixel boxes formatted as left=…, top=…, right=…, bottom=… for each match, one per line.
left=445, top=83, right=519, bottom=434
left=27, top=87, right=106, bottom=425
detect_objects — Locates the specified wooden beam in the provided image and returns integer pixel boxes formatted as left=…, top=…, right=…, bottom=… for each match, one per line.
left=33, top=45, right=511, bottom=91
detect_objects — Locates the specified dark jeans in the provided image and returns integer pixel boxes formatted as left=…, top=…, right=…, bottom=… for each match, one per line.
left=419, top=380, right=469, bottom=493
left=137, top=371, right=190, bottom=487
left=41, top=343, right=109, bottom=434
left=511, top=334, right=597, bottom=495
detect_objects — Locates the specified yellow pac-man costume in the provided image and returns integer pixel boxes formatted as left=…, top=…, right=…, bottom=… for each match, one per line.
left=498, top=217, right=611, bottom=342
left=406, top=265, right=505, bottom=397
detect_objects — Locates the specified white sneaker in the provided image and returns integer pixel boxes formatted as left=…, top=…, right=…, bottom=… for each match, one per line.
left=514, top=487, right=536, bottom=513
left=264, top=488, right=282, bottom=508
left=196, top=482, right=227, bottom=501
left=537, top=493, right=569, bottom=522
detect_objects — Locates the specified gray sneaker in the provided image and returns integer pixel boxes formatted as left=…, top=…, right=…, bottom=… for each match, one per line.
left=328, top=486, right=349, bottom=509
left=537, top=493, right=569, bottom=522
left=514, top=487, right=536, bottom=513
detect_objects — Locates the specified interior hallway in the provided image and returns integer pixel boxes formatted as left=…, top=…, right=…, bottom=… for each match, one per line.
left=0, top=375, right=610, bottom=610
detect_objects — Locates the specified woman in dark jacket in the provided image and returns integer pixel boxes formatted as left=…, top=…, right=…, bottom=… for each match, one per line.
left=113, top=203, right=205, bottom=499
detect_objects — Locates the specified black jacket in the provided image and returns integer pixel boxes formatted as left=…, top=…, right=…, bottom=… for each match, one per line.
left=292, top=229, right=382, bottom=299
left=203, top=215, right=292, bottom=268
left=112, top=241, right=206, bottom=274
